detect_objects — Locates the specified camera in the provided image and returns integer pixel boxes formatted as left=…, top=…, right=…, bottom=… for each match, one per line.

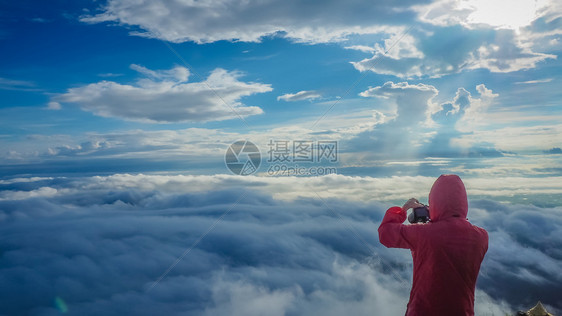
left=408, top=205, right=430, bottom=224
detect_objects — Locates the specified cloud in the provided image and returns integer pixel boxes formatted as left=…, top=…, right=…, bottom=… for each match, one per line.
left=469, top=199, right=562, bottom=311
left=416, top=0, right=559, bottom=30
left=409, top=0, right=561, bottom=76
left=360, top=81, right=437, bottom=98
left=344, top=81, right=441, bottom=159
left=451, top=84, right=498, bottom=131
left=0, top=77, right=35, bottom=88
left=0, top=177, right=53, bottom=185
left=129, top=64, right=189, bottom=81
left=0, top=186, right=59, bottom=200
left=351, top=26, right=476, bottom=78
left=359, top=81, right=437, bottom=126
left=544, top=147, right=562, bottom=154
left=46, top=140, right=112, bottom=156
left=46, top=101, right=61, bottom=110
left=344, top=45, right=377, bottom=54
left=0, top=117, right=380, bottom=177
left=465, top=29, right=557, bottom=73
left=4, top=173, right=562, bottom=214
left=0, top=174, right=560, bottom=315
left=1, top=80, right=558, bottom=177
left=79, top=0, right=423, bottom=44
left=53, top=65, right=272, bottom=123
left=277, top=90, right=322, bottom=102
left=424, top=83, right=555, bottom=157
left=350, top=81, right=509, bottom=160
left=98, top=73, right=124, bottom=78
left=515, top=78, right=554, bottom=84
left=77, top=0, right=557, bottom=81
left=421, top=84, right=562, bottom=155
left=1, top=128, right=241, bottom=163
left=519, top=2, right=562, bottom=50
left=30, top=17, right=49, bottom=23
left=453, top=124, right=562, bottom=153
left=351, top=26, right=556, bottom=78
left=0, top=77, right=42, bottom=92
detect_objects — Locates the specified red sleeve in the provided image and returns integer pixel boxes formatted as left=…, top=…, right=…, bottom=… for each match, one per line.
left=378, top=206, right=418, bottom=249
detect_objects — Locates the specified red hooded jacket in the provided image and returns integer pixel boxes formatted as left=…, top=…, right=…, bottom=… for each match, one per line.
left=378, top=175, right=488, bottom=316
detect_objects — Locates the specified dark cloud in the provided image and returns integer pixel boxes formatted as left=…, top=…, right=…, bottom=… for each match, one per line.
left=469, top=200, right=562, bottom=312
left=0, top=175, right=560, bottom=315
left=544, top=147, right=562, bottom=154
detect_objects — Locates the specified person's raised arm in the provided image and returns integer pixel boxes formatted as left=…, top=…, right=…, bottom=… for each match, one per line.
left=378, top=198, right=423, bottom=249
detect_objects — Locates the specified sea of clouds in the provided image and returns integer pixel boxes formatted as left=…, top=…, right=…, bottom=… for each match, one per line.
left=0, top=174, right=560, bottom=315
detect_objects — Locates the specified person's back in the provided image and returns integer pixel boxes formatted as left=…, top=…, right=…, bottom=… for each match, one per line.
left=378, top=174, right=488, bottom=316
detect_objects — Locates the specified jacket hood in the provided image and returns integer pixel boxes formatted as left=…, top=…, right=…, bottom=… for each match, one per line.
left=428, top=174, right=468, bottom=221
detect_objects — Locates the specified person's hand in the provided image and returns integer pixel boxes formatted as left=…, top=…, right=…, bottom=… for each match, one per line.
left=402, top=198, right=424, bottom=212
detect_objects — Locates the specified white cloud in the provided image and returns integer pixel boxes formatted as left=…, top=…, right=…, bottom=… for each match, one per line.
left=416, top=0, right=553, bottom=30
left=351, top=54, right=424, bottom=78
left=3, top=82, right=559, bottom=176
left=465, top=31, right=556, bottom=73
left=0, top=177, right=53, bottom=185
left=453, top=124, right=562, bottom=152
left=377, top=33, right=424, bottom=60
left=426, top=84, right=562, bottom=154
left=0, top=77, right=35, bottom=88
left=77, top=0, right=558, bottom=80
left=360, top=81, right=438, bottom=99
left=404, top=0, right=560, bottom=77
left=204, top=280, right=299, bottom=316
left=277, top=90, right=321, bottom=102
left=53, top=65, right=272, bottom=123
left=351, top=27, right=556, bottom=78
left=5, top=81, right=558, bottom=179
left=80, top=0, right=418, bottom=44
left=464, top=0, right=540, bottom=29
left=454, top=84, right=498, bottom=132
left=414, top=0, right=473, bottom=27
left=344, top=32, right=424, bottom=60
left=0, top=186, right=59, bottom=201
left=359, top=81, right=437, bottom=128
left=0, top=77, right=42, bottom=92
left=46, top=101, right=62, bottom=110
left=130, top=64, right=189, bottom=81
left=520, top=1, right=562, bottom=47
left=515, top=78, right=554, bottom=84
left=344, top=45, right=377, bottom=54
left=448, top=155, right=562, bottom=178
left=351, top=81, right=439, bottom=156
left=353, top=82, right=547, bottom=159
left=25, top=173, right=559, bottom=205
left=0, top=115, right=383, bottom=166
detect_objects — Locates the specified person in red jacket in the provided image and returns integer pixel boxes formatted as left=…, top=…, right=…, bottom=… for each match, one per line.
left=378, top=174, right=488, bottom=316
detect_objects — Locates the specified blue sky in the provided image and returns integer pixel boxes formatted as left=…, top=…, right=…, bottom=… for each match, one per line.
left=1, top=0, right=561, bottom=179
left=1, top=1, right=562, bottom=315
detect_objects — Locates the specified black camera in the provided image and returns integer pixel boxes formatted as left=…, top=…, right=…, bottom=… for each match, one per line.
left=408, top=205, right=430, bottom=224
